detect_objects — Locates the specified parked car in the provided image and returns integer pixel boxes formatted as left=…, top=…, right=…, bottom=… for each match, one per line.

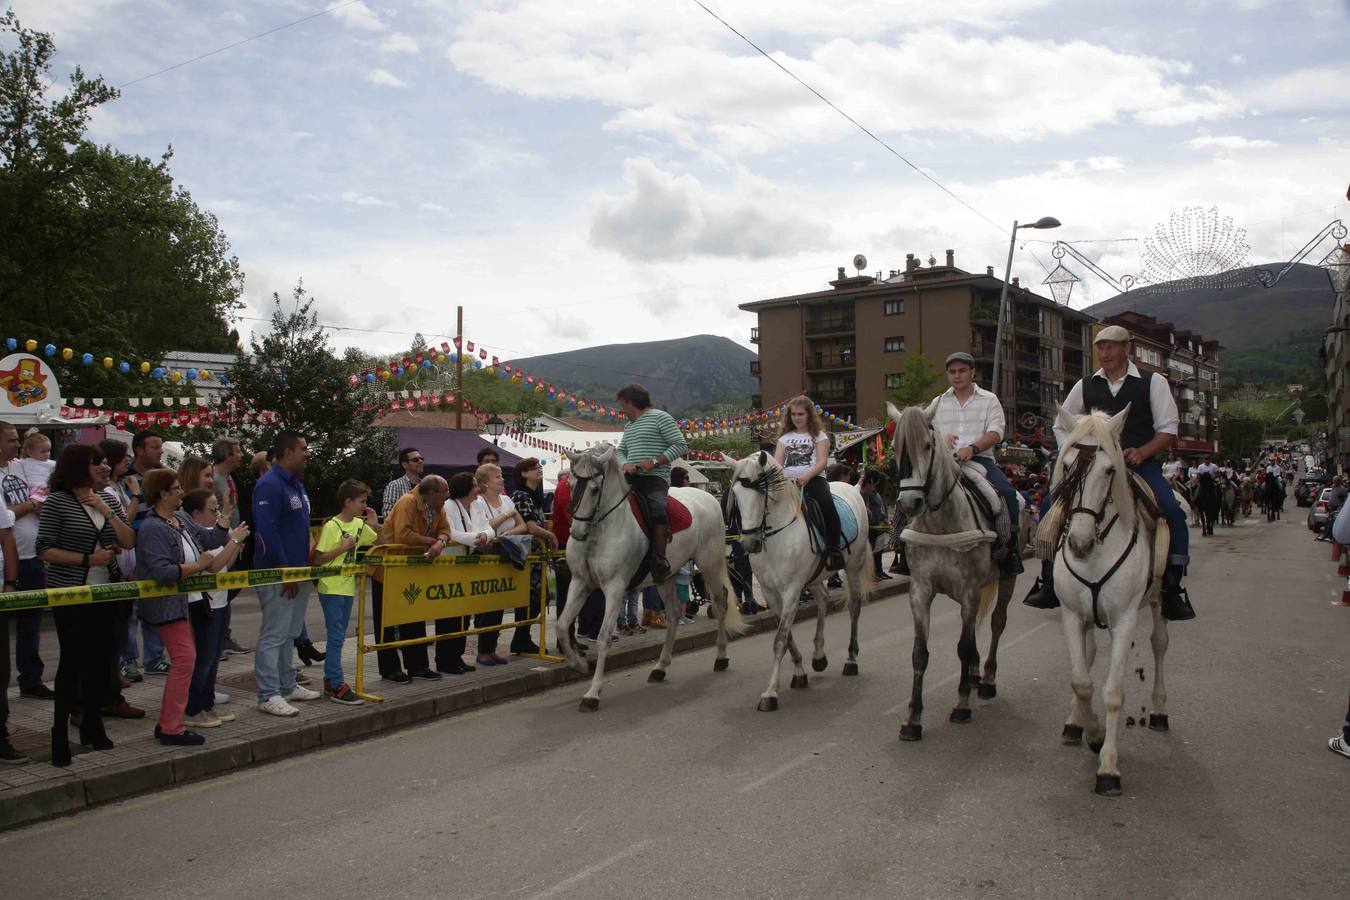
left=1308, top=488, right=1334, bottom=531
left=1296, top=476, right=1326, bottom=507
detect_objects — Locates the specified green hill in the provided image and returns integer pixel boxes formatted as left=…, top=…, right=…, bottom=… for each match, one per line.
left=507, top=334, right=756, bottom=415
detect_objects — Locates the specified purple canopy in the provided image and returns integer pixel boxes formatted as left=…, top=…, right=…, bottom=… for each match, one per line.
left=393, top=427, right=525, bottom=476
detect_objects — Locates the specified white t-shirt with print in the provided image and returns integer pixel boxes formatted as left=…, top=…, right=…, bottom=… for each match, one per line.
left=777, top=431, right=828, bottom=481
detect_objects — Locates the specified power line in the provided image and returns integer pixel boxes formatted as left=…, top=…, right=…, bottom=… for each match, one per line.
left=689, top=0, right=1010, bottom=240
left=118, top=0, right=365, bottom=89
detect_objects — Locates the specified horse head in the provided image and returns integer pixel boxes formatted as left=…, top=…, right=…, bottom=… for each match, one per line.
left=567, top=442, right=620, bottom=541
left=1054, top=405, right=1133, bottom=559
left=730, top=450, right=790, bottom=554
left=886, top=399, right=949, bottom=518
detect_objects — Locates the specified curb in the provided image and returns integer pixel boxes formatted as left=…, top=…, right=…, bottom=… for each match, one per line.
left=1, top=576, right=912, bottom=832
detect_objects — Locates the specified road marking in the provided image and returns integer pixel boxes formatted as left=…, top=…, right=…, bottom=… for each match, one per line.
left=883, top=620, right=1054, bottom=715
left=524, top=839, right=652, bottom=900
left=737, top=741, right=838, bottom=793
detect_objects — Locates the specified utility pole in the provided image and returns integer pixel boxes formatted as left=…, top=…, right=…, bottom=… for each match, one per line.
left=455, top=305, right=463, bottom=431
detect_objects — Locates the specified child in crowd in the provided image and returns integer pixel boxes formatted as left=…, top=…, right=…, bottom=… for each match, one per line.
left=674, top=560, right=696, bottom=624
left=311, top=479, right=381, bottom=705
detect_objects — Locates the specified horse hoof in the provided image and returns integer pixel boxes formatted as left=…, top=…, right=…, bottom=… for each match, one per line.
left=578, top=697, right=600, bottom=712
left=949, top=708, right=972, bottom=724
left=1062, top=724, right=1084, bottom=745
left=713, top=657, right=730, bottom=672
left=811, top=656, right=828, bottom=673
left=977, top=683, right=997, bottom=700
left=841, top=662, right=859, bottom=677
left=898, top=723, right=923, bottom=741
left=647, top=669, right=666, bottom=683
left=790, top=674, right=809, bottom=689
left=1094, top=774, right=1123, bottom=796
left=1088, top=738, right=1105, bottom=754
left=757, top=697, right=778, bottom=712
left=1148, top=713, right=1169, bottom=731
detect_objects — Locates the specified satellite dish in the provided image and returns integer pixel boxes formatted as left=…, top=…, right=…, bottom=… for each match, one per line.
left=852, top=254, right=867, bottom=273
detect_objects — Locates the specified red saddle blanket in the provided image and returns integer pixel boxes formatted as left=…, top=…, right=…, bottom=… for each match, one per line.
left=628, top=494, right=693, bottom=536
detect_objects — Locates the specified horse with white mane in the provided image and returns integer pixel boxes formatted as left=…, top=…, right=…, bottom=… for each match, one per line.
left=1048, top=407, right=1171, bottom=796
left=555, top=443, right=743, bottom=711
left=729, top=452, right=872, bottom=711
left=885, top=401, right=1019, bottom=741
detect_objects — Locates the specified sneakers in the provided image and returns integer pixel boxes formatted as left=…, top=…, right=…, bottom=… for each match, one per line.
left=680, top=615, right=696, bottom=626
left=0, top=739, right=28, bottom=765
left=206, top=706, right=236, bottom=723
left=258, top=696, right=300, bottom=717
left=213, top=690, right=231, bottom=705
left=285, top=684, right=322, bottom=702
left=326, top=683, right=365, bottom=706
left=121, top=660, right=144, bottom=683
left=154, top=726, right=205, bottom=747
left=144, top=658, right=171, bottom=677
left=184, top=711, right=222, bottom=729
left=221, top=633, right=250, bottom=656
left=1330, top=734, right=1350, bottom=760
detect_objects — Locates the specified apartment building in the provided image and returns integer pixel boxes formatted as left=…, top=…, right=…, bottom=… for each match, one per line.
left=740, top=251, right=1097, bottom=445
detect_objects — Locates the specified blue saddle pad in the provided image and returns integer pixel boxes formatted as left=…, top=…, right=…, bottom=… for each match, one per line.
left=809, top=494, right=860, bottom=548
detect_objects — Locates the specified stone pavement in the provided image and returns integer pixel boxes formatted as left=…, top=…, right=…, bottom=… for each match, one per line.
left=0, top=573, right=911, bottom=830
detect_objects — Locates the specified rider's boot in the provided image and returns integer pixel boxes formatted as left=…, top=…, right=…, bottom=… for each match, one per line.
left=825, top=545, right=846, bottom=571
left=648, top=523, right=672, bottom=583
left=999, top=537, right=1025, bottom=576
left=889, top=543, right=910, bottom=576
left=1022, top=558, right=1059, bottom=609
left=1159, top=564, right=1195, bottom=621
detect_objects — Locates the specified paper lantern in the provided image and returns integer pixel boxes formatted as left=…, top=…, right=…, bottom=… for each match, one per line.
left=80, top=352, right=93, bottom=365
left=102, top=356, right=113, bottom=368
left=4, top=338, right=14, bottom=351
left=436, top=354, right=446, bottom=363
left=186, top=368, right=198, bottom=380
left=170, top=370, right=182, bottom=384
left=395, top=366, right=405, bottom=376
left=24, top=339, right=36, bottom=352
left=119, top=361, right=131, bottom=373
left=43, top=344, right=56, bottom=357
left=365, top=373, right=376, bottom=383
left=61, top=347, right=73, bottom=360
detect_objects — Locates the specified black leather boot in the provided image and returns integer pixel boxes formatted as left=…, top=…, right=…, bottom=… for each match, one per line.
left=1000, top=541, right=1025, bottom=576
left=649, top=524, right=672, bottom=582
left=1160, top=564, right=1195, bottom=621
left=1023, top=559, right=1059, bottom=609
left=890, top=545, right=910, bottom=576
left=78, top=713, right=115, bottom=751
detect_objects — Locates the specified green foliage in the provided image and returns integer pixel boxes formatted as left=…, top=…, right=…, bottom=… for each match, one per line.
left=225, top=284, right=394, bottom=515
left=884, top=350, right=946, bottom=410
left=0, top=11, right=241, bottom=397
left=687, top=432, right=755, bottom=458
left=1219, top=412, right=1265, bottom=461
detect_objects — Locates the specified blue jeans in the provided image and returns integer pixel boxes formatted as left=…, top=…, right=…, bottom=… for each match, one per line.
left=185, top=601, right=228, bottom=716
left=971, top=457, right=1020, bottom=540
left=619, top=591, right=639, bottom=627
left=317, top=592, right=353, bottom=687
left=123, top=600, right=166, bottom=665
left=14, top=557, right=46, bottom=690
left=1041, top=457, right=1188, bottom=565
left=254, top=583, right=309, bottom=702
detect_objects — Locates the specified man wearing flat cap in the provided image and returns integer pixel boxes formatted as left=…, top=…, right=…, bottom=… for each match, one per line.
left=1024, top=324, right=1196, bottom=620
left=929, top=350, right=1023, bottom=575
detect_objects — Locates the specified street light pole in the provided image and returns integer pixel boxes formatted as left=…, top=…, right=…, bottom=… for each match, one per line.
left=990, top=216, right=1062, bottom=403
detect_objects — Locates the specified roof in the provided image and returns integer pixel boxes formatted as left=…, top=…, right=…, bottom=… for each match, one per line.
left=375, top=409, right=621, bottom=433
left=393, top=426, right=524, bottom=471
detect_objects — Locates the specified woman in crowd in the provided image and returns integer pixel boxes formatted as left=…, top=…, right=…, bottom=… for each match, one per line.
left=438, top=472, right=493, bottom=672
left=36, top=444, right=136, bottom=766
left=508, top=457, right=558, bottom=655
left=135, top=469, right=248, bottom=746
left=179, top=488, right=249, bottom=729
left=471, top=463, right=526, bottom=666
left=177, top=456, right=214, bottom=494
left=776, top=396, right=845, bottom=571
left=860, top=469, right=890, bottom=580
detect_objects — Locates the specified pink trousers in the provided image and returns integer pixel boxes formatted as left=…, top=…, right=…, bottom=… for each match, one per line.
left=154, top=620, right=197, bottom=735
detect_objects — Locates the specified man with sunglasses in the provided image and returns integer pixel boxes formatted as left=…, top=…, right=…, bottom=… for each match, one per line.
left=382, top=447, right=424, bottom=516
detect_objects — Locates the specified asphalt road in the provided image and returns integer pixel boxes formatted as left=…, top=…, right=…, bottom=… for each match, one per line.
left=3, top=505, right=1346, bottom=899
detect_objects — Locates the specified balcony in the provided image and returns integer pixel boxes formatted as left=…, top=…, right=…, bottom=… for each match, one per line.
left=750, top=327, right=759, bottom=344
left=1063, top=326, right=1085, bottom=345
left=1015, top=349, right=1039, bottom=369
left=750, top=360, right=760, bottom=376
left=971, top=300, right=999, bottom=326
left=805, top=353, right=856, bottom=372
left=1015, top=385, right=1042, bottom=406
left=1013, top=312, right=1041, bottom=334
left=814, top=391, right=858, bottom=406
left=804, top=316, right=855, bottom=337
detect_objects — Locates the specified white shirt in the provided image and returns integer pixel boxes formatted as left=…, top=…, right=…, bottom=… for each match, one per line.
left=932, top=385, right=1005, bottom=461
left=0, top=493, right=13, bottom=578
left=0, top=462, right=38, bottom=559
left=777, top=431, right=828, bottom=481
left=1054, top=362, right=1180, bottom=448
left=1162, top=460, right=1183, bottom=479
left=446, top=498, right=493, bottom=549
left=472, top=494, right=518, bottom=537
left=1195, top=462, right=1219, bottom=476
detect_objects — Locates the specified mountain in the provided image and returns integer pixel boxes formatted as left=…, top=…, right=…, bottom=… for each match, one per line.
left=1081, top=262, right=1336, bottom=382
left=507, top=334, right=756, bottom=415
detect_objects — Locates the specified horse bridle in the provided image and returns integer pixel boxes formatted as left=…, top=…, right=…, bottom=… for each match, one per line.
left=895, top=427, right=961, bottom=514
left=568, top=465, right=633, bottom=542
left=1056, top=441, right=1141, bottom=629
left=734, top=470, right=797, bottom=545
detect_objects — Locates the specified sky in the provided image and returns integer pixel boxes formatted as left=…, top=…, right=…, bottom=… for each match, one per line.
left=8, top=0, right=1350, bottom=365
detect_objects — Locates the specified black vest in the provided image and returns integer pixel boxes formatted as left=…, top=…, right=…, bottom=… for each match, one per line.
left=1080, top=369, right=1156, bottom=450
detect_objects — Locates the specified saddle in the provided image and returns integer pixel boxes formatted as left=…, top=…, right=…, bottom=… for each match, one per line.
left=802, top=491, right=861, bottom=551
left=627, top=494, right=693, bottom=537
left=1035, top=470, right=1168, bottom=582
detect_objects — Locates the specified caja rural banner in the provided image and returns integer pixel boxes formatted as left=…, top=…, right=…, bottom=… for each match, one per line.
left=378, top=559, right=531, bottom=629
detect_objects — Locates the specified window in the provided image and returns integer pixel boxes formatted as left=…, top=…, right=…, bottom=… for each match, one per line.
left=884, top=336, right=905, bottom=352
left=885, top=373, right=903, bottom=389
left=884, top=299, right=904, bottom=316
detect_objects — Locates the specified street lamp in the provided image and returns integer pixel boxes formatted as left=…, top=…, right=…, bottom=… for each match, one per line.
left=485, top=413, right=506, bottom=446
left=991, top=216, right=1061, bottom=398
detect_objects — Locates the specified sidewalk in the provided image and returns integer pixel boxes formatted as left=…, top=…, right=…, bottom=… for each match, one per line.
left=0, top=574, right=911, bottom=830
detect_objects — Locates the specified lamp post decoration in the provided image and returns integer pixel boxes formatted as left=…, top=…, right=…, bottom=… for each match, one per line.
left=991, top=215, right=1061, bottom=399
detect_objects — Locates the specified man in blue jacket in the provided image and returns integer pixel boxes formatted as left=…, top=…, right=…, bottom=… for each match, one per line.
left=252, top=431, right=320, bottom=716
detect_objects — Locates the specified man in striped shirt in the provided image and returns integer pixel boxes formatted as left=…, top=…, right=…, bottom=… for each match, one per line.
left=617, top=384, right=688, bottom=582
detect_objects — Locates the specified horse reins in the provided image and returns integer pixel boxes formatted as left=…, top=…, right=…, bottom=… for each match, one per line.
left=734, top=470, right=800, bottom=546
left=568, top=468, right=633, bottom=542
left=896, top=430, right=962, bottom=515
left=1056, top=441, right=1144, bottom=630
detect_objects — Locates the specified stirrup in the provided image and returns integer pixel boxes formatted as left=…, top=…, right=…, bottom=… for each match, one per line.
left=1022, top=576, right=1059, bottom=609
left=649, top=556, right=672, bottom=582
left=825, top=550, right=846, bottom=571
left=1160, top=584, right=1195, bottom=621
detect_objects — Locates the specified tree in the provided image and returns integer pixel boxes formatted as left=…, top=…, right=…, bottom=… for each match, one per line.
left=884, top=350, right=946, bottom=410
left=225, top=284, right=394, bottom=515
left=0, top=11, right=242, bottom=397
left=1219, top=411, right=1265, bottom=461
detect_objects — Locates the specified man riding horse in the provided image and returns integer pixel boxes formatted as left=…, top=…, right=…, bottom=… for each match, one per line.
left=616, top=383, right=688, bottom=583
left=1024, top=325, right=1196, bottom=621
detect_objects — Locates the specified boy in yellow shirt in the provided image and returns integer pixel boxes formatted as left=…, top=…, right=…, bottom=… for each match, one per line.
left=312, top=480, right=380, bottom=704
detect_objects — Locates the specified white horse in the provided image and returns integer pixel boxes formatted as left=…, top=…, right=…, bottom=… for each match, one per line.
left=556, top=443, right=743, bottom=711
left=886, top=401, right=1018, bottom=740
left=1050, top=408, right=1170, bottom=796
left=729, top=452, right=872, bottom=711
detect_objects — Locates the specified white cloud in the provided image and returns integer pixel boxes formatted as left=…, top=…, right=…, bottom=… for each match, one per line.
left=1185, top=135, right=1277, bottom=151
left=333, top=1, right=385, bottom=32
left=365, top=68, right=407, bottom=88
left=1241, top=65, right=1350, bottom=112
left=1049, top=156, right=1126, bottom=176
left=377, top=32, right=419, bottom=54
left=339, top=191, right=390, bottom=207
left=418, top=202, right=450, bottom=214
left=589, top=158, right=831, bottom=261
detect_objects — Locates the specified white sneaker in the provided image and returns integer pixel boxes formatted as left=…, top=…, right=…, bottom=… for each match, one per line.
left=258, top=696, right=299, bottom=717
left=1330, top=734, right=1350, bottom=760
left=184, top=711, right=222, bottom=728
left=285, top=684, right=321, bottom=702
left=206, top=706, right=236, bottom=723
left=213, top=691, right=231, bottom=705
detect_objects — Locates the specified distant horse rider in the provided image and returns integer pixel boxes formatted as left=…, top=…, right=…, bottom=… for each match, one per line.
left=616, top=384, right=688, bottom=583
left=1024, top=324, right=1196, bottom=621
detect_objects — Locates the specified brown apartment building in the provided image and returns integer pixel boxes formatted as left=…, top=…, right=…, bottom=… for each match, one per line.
left=740, top=251, right=1098, bottom=446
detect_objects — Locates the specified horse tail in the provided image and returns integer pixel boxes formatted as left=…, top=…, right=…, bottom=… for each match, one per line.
left=718, top=566, right=747, bottom=636
left=977, top=579, right=998, bottom=626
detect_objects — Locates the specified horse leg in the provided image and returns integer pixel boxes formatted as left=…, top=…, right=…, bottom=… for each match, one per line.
left=1147, top=591, right=1170, bottom=731
left=979, top=577, right=1014, bottom=699
left=810, top=580, right=828, bottom=673
left=556, top=575, right=590, bottom=674
left=899, top=587, right=933, bottom=741
left=1095, top=609, right=1138, bottom=796
left=757, top=586, right=799, bottom=711
left=1061, top=608, right=1099, bottom=746
left=951, top=594, right=979, bottom=723
left=702, top=555, right=737, bottom=672
left=785, top=622, right=808, bottom=689
left=648, top=580, right=681, bottom=683
left=579, top=580, right=624, bottom=712
left=842, top=564, right=863, bottom=676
